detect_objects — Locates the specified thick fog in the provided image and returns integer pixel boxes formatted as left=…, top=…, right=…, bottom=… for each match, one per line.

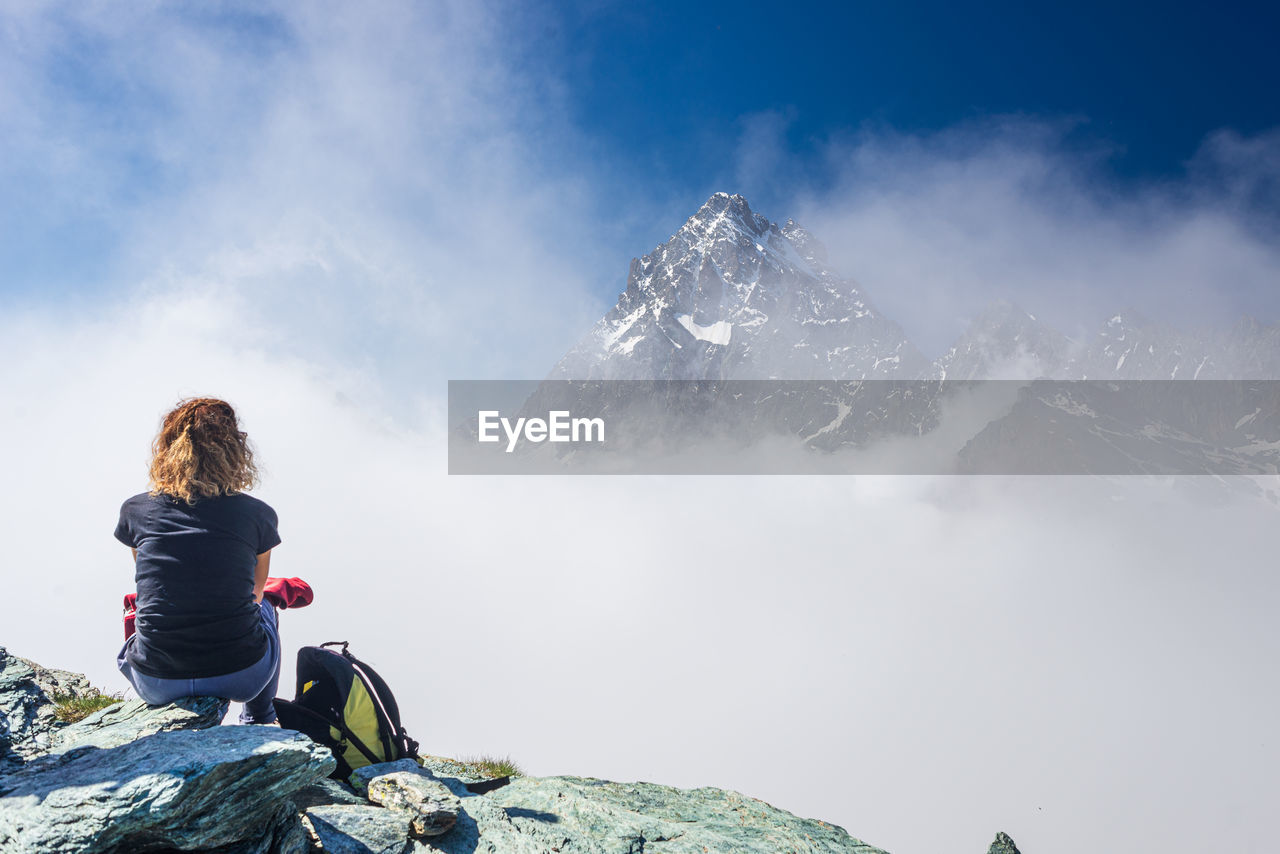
left=2, top=3, right=1278, bottom=854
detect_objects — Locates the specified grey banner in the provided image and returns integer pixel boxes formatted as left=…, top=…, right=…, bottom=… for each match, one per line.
left=447, top=380, right=1280, bottom=475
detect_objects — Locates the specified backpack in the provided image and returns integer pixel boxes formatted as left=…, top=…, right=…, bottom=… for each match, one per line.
left=273, top=641, right=420, bottom=779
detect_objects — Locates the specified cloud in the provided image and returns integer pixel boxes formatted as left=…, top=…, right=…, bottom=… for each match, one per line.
left=5, top=313, right=1277, bottom=854
left=1188, top=127, right=1280, bottom=221
left=0, top=0, right=619, bottom=387
left=735, top=118, right=1280, bottom=356
left=2, top=5, right=1279, bottom=854
left=731, top=109, right=803, bottom=207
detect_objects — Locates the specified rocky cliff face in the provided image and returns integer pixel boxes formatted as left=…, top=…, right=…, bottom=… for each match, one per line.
left=553, top=193, right=1280, bottom=384
left=0, top=646, right=1024, bottom=854
left=939, top=306, right=1280, bottom=381
left=503, top=195, right=1280, bottom=476
left=552, top=193, right=927, bottom=380
left=934, top=300, right=1076, bottom=380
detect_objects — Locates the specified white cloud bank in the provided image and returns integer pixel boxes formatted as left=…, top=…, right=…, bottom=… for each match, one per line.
left=4, top=313, right=1277, bottom=854
left=2, top=4, right=1279, bottom=854
left=731, top=117, right=1280, bottom=356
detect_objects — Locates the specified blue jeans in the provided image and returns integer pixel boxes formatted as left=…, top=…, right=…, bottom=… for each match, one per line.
left=117, top=599, right=281, bottom=724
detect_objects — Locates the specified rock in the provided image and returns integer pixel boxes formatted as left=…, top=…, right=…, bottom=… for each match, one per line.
left=12, top=656, right=93, bottom=701
left=412, top=772, right=889, bottom=854
left=267, top=807, right=312, bottom=854
left=1, top=647, right=226, bottom=764
left=295, top=777, right=369, bottom=809
left=303, top=804, right=413, bottom=854
left=550, top=193, right=931, bottom=383
left=987, top=831, right=1023, bottom=854
left=417, top=755, right=491, bottom=786
left=366, top=771, right=460, bottom=838
left=1, top=648, right=910, bottom=854
left=0, top=726, right=335, bottom=853
left=350, top=757, right=434, bottom=794
left=48, top=695, right=226, bottom=755
left=199, top=802, right=311, bottom=854
left=0, top=646, right=97, bottom=764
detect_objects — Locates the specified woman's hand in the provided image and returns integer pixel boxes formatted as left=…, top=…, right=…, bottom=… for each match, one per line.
left=252, top=549, right=272, bottom=604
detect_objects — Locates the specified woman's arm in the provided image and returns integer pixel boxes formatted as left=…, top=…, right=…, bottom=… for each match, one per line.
left=252, top=549, right=272, bottom=604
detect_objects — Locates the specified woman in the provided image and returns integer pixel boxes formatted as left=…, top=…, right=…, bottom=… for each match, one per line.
left=115, top=398, right=292, bottom=724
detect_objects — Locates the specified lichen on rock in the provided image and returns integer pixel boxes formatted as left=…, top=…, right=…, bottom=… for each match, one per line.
left=366, top=771, right=461, bottom=838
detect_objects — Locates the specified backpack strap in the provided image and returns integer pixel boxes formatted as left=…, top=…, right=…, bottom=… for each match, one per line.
left=315, top=640, right=420, bottom=761
left=331, top=645, right=408, bottom=762
left=275, top=698, right=384, bottom=769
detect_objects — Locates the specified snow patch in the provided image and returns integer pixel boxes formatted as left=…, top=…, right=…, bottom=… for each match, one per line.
left=614, top=335, right=644, bottom=355
left=872, top=354, right=900, bottom=371
left=602, top=306, right=646, bottom=349
left=1235, top=408, right=1261, bottom=430
left=675, top=314, right=732, bottom=346
left=803, top=401, right=852, bottom=441
left=1049, top=394, right=1098, bottom=418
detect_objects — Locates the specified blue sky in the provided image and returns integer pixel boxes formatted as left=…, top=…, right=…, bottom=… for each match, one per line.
left=5, top=0, right=1274, bottom=307
left=3, top=0, right=1278, bottom=366
left=536, top=0, right=1279, bottom=196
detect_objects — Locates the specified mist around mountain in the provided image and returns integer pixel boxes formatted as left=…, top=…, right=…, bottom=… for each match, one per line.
left=555, top=193, right=1280, bottom=384
left=474, top=194, right=1280, bottom=478
left=551, top=193, right=928, bottom=381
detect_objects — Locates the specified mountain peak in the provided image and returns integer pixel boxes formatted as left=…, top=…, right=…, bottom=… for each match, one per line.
left=699, top=191, right=751, bottom=215
left=552, top=194, right=927, bottom=380
left=934, top=298, right=1069, bottom=380
left=782, top=218, right=827, bottom=264
left=681, top=192, right=770, bottom=239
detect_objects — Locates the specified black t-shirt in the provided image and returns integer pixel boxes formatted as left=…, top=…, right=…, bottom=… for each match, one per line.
left=115, top=491, right=282, bottom=679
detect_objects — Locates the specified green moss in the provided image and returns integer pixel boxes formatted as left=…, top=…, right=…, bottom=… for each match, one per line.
left=52, top=689, right=124, bottom=723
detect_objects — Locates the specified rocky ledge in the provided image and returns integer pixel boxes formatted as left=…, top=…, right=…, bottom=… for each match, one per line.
left=1, top=646, right=1024, bottom=853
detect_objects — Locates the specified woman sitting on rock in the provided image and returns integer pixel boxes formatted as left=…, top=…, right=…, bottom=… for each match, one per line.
left=114, top=397, right=310, bottom=724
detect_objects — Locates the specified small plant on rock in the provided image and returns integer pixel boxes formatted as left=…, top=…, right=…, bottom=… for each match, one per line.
left=421, top=753, right=523, bottom=779
left=459, top=754, right=523, bottom=778
left=52, top=689, right=124, bottom=723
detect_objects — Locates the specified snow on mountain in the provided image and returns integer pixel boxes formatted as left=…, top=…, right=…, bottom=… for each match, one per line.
left=554, top=192, right=1280, bottom=383
left=551, top=193, right=928, bottom=380
left=521, top=193, right=1280, bottom=476
left=1068, top=312, right=1280, bottom=380
left=934, top=300, right=1076, bottom=380
left=935, top=305, right=1280, bottom=381
left=1066, top=311, right=1222, bottom=379
left=555, top=192, right=1280, bottom=384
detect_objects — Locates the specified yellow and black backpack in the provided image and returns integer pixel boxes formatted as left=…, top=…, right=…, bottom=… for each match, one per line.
left=273, top=641, right=420, bottom=779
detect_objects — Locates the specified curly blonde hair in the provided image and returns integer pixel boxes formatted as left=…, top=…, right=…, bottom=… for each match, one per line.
left=148, top=398, right=258, bottom=504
